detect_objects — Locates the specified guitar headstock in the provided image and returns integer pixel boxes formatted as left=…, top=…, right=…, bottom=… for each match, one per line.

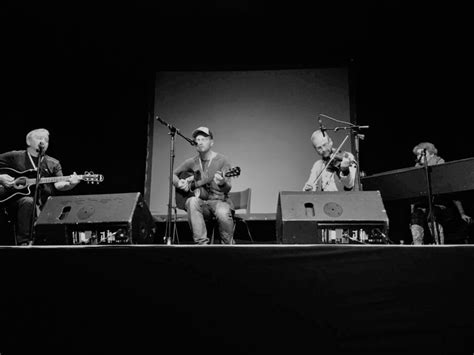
left=224, top=166, right=241, bottom=178
left=82, top=171, right=104, bottom=184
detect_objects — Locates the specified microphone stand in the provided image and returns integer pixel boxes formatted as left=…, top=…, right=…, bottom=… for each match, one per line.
left=318, top=114, right=369, bottom=191
left=420, top=149, right=439, bottom=244
left=156, top=116, right=196, bottom=245
left=318, top=114, right=370, bottom=243
left=29, top=146, right=45, bottom=244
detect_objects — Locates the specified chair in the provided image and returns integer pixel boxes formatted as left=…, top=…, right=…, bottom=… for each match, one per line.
left=174, top=188, right=253, bottom=244
left=211, top=188, right=254, bottom=244
left=229, top=188, right=254, bottom=243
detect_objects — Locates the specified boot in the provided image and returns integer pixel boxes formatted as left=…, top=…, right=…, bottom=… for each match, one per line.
left=410, top=224, right=424, bottom=245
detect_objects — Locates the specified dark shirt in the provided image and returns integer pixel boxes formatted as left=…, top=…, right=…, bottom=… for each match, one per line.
left=0, top=150, right=63, bottom=205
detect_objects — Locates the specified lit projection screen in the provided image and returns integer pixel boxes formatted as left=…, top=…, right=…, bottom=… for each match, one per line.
left=147, top=68, right=352, bottom=215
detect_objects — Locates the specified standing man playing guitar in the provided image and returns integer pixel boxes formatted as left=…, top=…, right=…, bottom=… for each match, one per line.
left=0, top=128, right=80, bottom=245
left=173, top=126, right=236, bottom=245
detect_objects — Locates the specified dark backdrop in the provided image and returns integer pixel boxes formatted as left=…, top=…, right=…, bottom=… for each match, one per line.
left=1, top=2, right=473, bottom=222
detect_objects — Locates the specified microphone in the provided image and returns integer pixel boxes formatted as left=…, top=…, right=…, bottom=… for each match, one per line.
left=37, top=142, right=45, bottom=154
left=318, top=116, right=326, bottom=137
left=416, top=148, right=427, bottom=164
left=421, top=148, right=428, bottom=164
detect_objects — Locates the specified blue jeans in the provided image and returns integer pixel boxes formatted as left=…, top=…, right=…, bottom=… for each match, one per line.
left=185, top=197, right=234, bottom=244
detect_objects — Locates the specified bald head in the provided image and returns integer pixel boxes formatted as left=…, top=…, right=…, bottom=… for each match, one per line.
left=311, top=130, right=330, bottom=145
left=311, top=130, right=333, bottom=157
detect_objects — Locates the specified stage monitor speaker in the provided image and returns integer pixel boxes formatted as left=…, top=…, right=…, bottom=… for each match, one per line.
left=34, top=192, right=156, bottom=245
left=276, top=190, right=389, bottom=244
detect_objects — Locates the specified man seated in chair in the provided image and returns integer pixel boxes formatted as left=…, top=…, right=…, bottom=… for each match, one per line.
left=173, top=126, right=235, bottom=245
left=0, top=128, right=80, bottom=245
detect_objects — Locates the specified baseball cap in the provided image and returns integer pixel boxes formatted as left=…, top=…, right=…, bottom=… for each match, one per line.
left=192, top=126, right=213, bottom=139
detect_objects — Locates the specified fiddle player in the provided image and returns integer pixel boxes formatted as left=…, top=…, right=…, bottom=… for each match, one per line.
left=303, top=129, right=356, bottom=192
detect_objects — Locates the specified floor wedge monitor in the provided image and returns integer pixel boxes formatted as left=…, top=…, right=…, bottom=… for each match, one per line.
left=276, top=190, right=389, bottom=244
left=34, top=192, right=155, bottom=245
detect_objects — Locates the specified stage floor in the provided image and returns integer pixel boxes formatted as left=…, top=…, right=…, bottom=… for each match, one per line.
left=1, top=244, right=473, bottom=354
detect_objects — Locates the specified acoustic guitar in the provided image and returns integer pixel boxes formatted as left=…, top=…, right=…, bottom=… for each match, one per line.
left=175, top=166, right=241, bottom=210
left=0, top=167, right=104, bottom=203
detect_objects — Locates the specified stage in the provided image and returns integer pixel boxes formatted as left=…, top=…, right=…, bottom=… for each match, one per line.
left=1, top=243, right=473, bottom=354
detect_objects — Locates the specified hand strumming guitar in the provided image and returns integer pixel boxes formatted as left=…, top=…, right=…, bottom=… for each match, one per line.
left=177, top=175, right=194, bottom=192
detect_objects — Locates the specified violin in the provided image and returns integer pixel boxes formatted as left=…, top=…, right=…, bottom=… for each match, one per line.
left=325, top=151, right=355, bottom=173
left=312, top=135, right=356, bottom=189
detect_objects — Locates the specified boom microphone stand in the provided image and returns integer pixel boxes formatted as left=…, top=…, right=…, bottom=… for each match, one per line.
left=319, top=113, right=369, bottom=191
left=29, top=143, right=45, bottom=243
left=318, top=114, right=371, bottom=243
left=156, top=116, right=196, bottom=245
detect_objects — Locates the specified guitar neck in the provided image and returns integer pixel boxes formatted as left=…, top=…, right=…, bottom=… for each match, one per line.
left=194, top=171, right=239, bottom=189
left=26, top=175, right=83, bottom=186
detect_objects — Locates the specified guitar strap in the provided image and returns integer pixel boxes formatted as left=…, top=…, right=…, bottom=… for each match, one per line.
left=27, top=152, right=38, bottom=170
left=194, top=152, right=216, bottom=199
left=198, top=151, right=216, bottom=173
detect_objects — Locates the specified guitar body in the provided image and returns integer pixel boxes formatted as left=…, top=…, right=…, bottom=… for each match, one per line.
left=0, top=167, right=104, bottom=204
left=174, top=167, right=241, bottom=210
left=175, top=170, right=209, bottom=210
left=0, top=167, right=38, bottom=203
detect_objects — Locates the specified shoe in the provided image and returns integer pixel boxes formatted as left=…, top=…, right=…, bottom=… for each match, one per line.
left=19, top=241, right=33, bottom=246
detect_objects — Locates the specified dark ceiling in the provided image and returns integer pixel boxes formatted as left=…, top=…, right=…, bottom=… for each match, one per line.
left=1, top=1, right=472, bottom=182
left=1, top=1, right=410, bottom=70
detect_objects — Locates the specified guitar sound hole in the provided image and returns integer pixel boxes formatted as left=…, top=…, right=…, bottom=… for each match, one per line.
left=15, top=177, right=27, bottom=188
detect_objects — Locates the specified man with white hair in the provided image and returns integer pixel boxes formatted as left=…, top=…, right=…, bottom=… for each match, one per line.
left=303, top=129, right=356, bottom=192
left=0, top=128, right=80, bottom=245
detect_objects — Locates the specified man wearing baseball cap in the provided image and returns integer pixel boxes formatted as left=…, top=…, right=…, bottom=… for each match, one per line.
left=173, top=126, right=235, bottom=244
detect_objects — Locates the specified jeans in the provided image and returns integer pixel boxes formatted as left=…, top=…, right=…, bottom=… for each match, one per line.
left=185, top=197, right=234, bottom=244
left=410, top=205, right=446, bottom=245
left=5, top=196, right=35, bottom=245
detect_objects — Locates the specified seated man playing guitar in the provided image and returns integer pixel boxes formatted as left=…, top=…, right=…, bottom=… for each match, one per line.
left=173, top=126, right=238, bottom=245
left=0, top=128, right=80, bottom=245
